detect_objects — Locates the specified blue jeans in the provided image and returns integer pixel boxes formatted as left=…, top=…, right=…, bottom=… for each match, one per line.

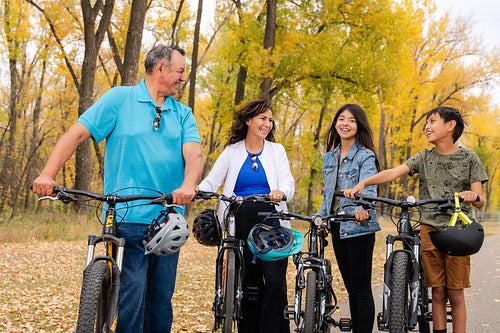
left=116, top=223, right=180, bottom=333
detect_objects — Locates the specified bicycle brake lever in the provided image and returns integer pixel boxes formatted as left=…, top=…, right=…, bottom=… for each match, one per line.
left=38, top=195, right=59, bottom=202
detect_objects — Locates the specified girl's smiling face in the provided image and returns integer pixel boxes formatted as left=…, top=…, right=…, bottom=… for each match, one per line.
left=335, top=109, right=358, bottom=141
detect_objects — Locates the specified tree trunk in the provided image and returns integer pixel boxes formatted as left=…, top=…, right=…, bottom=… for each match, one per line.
left=306, top=98, right=327, bottom=215
left=260, top=0, right=276, bottom=99
left=120, top=0, right=148, bottom=86
left=188, top=0, right=203, bottom=112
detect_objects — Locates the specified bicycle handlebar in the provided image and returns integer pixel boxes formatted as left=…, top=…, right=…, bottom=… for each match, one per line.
left=44, top=186, right=174, bottom=205
left=333, top=190, right=479, bottom=211
left=195, top=190, right=287, bottom=203
left=259, top=211, right=356, bottom=227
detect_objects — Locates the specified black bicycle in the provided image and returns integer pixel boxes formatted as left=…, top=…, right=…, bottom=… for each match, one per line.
left=194, top=191, right=283, bottom=333
left=338, top=191, right=477, bottom=333
left=38, top=187, right=176, bottom=333
left=262, top=210, right=353, bottom=332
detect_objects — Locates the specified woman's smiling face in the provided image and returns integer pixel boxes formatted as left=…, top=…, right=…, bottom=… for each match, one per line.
left=246, top=109, right=274, bottom=140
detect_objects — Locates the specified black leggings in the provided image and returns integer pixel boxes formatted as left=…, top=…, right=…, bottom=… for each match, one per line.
left=331, top=223, right=376, bottom=333
left=234, top=201, right=290, bottom=333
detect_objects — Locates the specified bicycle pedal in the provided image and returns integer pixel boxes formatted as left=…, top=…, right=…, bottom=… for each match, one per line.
left=338, top=318, right=352, bottom=332
left=283, top=305, right=295, bottom=320
left=377, top=312, right=390, bottom=331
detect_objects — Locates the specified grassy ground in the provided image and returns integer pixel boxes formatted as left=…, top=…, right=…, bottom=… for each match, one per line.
left=0, top=210, right=498, bottom=332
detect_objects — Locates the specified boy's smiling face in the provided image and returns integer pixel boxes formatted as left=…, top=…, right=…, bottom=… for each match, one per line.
left=424, top=112, right=456, bottom=145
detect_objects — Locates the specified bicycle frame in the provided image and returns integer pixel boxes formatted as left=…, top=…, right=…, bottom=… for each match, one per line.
left=213, top=212, right=246, bottom=327
left=378, top=197, right=423, bottom=331
left=39, top=187, right=174, bottom=333
left=344, top=191, right=466, bottom=332
left=196, top=191, right=280, bottom=332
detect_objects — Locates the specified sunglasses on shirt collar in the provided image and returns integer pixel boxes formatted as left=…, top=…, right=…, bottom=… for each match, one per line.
left=153, top=106, right=162, bottom=130
left=250, top=154, right=258, bottom=171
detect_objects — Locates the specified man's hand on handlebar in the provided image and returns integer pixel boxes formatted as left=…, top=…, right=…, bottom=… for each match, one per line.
left=32, top=174, right=58, bottom=197
left=172, top=184, right=197, bottom=206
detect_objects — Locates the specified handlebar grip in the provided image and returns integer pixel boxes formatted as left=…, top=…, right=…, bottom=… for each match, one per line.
left=334, top=190, right=345, bottom=197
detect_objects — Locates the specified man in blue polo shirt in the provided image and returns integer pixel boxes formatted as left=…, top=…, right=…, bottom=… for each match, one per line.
left=32, top=45, right=203, bottom=332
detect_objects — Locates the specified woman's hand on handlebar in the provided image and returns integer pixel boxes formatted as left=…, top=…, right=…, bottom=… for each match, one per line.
left=268, top=190, right=285, bottom=202
left=32, top=174, right=58, bottom=197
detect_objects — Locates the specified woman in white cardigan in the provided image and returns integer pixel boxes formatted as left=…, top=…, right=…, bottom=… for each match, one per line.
left=199, top=98, right=294, bottom=333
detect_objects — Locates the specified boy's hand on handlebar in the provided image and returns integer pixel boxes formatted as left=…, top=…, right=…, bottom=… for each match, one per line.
left=172, top=184, right=197, bottom=206
left=354, top=209, right=369, bottom=224
left=32, top=174, right=58, bottom=197
left=269, top=190, right=285, bottom=202
left=342, top=182, right=365, bottom=199
left=459, top=191, right=479, bottom=204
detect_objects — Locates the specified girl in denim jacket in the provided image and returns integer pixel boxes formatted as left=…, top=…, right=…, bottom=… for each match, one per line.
left=317, top=104, right=381, bottom=333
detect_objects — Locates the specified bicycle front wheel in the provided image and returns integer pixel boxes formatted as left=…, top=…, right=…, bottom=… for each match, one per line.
left=303, top=270, right=318, bottom=333
left=222, top=251, right=237, bottom=333
left=389, top=251, right=410, bottom=333
left=75, top=260, right=112, bottom=333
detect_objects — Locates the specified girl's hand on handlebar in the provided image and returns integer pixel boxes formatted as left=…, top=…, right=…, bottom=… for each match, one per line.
left=342, top=182, right=365, bottom=199
left=354, top=209, right=369, bottom=224
left=268, top=190, right=285, bottom=202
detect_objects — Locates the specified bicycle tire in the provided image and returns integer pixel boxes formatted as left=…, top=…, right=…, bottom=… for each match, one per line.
left=222, top=251, right=237, bottom=333
left=389, top=251, right=410, bottom=333
left=75, top=260, right=112, bottom=333
left=303, top=270, right=318, bottom=333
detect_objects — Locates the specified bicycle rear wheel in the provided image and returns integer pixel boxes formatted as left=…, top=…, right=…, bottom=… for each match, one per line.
left=303, top=270, right=318, bottom=333
left=222, top=251, right=237, bottom=333
left=389, top=251, right=410, bottom=333
left=75, top=260, right=112, bottom=333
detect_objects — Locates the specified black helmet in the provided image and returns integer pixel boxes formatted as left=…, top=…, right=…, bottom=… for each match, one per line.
left=192, top=209, right=221, bottom=246
left=429, top=221, right=484, bottom=256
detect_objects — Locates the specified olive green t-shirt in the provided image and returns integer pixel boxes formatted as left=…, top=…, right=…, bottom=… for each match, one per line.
left=405, top=147, right=488, bottom=229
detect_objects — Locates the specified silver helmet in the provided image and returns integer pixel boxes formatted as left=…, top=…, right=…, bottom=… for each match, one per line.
left=143, top=210, right=190, bottom=256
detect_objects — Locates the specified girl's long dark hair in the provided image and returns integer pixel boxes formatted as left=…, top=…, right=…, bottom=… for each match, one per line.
left=325, top=104, right=381, bottom=171
left=226, top=98, right=276, bottom=146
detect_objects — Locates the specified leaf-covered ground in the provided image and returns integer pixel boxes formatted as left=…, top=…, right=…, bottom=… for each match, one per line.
left=0, top=232, right=387, bottom=333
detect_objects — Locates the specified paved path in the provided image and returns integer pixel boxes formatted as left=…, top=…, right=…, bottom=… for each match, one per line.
left=330, top=232, right=500, bottom=332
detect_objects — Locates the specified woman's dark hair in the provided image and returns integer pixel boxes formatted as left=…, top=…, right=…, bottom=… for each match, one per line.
left=226, top=98, right=276, bottom=146
left=325, top=103, right=380, bottom=171
left=425, top=106, right=465, bottom=143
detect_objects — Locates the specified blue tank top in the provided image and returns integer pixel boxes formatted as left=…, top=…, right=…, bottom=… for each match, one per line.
left=233, top=151, right=270, bottom=197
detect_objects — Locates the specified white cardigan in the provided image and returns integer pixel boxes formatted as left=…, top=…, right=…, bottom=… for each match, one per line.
left=198, top=140, right=295, bottom=228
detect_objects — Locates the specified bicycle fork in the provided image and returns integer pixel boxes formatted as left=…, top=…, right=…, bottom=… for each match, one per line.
left=378, top=234, right=422, bottom=331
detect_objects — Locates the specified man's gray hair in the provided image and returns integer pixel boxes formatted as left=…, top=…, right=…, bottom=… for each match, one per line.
left=144, top=45, right=186, bottom=75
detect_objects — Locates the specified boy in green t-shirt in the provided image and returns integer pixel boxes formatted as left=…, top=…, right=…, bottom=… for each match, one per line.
left=344, top=107, right=489, bottom=333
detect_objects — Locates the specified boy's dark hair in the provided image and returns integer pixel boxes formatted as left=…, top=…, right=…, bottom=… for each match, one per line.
left=426, top=106, right=464, bottom=143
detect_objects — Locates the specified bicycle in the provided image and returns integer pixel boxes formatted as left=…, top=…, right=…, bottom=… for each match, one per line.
left=194, top=191, right=283, bottom=333
left=38, top=186, right=178, bottom=333
left=337, top=191, right=479, bottom=333
left=261, top=210, right=354, bottom=332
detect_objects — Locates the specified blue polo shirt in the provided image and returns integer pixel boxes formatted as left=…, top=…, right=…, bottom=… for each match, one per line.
left=78, top=79, right=201, bottom=223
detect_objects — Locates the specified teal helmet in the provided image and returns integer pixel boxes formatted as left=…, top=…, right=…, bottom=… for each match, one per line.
left=247, top=223, right=304, bottom=262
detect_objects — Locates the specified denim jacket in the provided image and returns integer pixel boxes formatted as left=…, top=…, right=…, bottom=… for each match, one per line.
left=317, top=142, right=381, bottom=239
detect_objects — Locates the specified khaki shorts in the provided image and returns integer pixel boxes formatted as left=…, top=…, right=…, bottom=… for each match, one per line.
left=420, top=224, right=470, bottom=289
